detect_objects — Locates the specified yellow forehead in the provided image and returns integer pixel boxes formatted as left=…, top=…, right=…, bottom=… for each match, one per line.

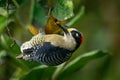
left=67, top=28, right=77, bottom=32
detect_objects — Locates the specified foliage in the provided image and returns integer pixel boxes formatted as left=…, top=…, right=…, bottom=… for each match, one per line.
left=1, top=0, right=120, bottom=80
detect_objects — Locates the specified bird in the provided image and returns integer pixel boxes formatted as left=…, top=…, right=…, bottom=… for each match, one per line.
left=16, top=24, right=83, bottom=66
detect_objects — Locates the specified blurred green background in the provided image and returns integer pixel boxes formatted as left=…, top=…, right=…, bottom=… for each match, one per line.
left=0, top=0, right=120, bottom=80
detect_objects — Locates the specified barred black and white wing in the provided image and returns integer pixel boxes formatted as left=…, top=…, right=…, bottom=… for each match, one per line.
left=22, top=42, right=72, bottom=66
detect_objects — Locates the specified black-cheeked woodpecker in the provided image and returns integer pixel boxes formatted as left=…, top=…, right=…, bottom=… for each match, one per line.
left=16, top=24, right=83, bottom=66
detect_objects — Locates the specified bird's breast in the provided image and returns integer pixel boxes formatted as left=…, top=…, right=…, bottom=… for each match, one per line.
left=45, top=34, right=76, bottom=51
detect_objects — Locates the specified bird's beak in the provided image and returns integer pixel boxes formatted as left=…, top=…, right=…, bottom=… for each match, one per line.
left=56, top=24, right=69, bottom=34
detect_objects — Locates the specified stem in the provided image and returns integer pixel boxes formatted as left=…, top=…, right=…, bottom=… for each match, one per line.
left=12, top=0, right=20, bottom=8
left=52, top=64, right=64, bottom=80
left=67, top=6, right=85, bottom=27
left=52, top=63, right=67, bottom=80
left=6, top=0, right=21, bottom=47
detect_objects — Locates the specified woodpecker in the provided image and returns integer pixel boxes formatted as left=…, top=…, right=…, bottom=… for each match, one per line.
left=16, top=24, right=83, bottom=66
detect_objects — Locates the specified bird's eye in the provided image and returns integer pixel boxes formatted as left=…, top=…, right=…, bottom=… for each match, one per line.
left=75, top=33, right=79, bottom=37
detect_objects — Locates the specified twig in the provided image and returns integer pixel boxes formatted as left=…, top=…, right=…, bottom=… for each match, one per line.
left=12, top=0, right=19, bottom=8
left=67, top=6, right=85, bottom=27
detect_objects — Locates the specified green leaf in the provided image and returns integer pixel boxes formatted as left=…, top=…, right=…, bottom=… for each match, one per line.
left=20, top=65, right=56, bottom=80
left=0, top=34, right=12, bottom=49
left=0, top=7, right=8, bottom=33
left=16, top=0, right=34, bottom=27
left=0, top=34, right=29, bottom=71
left=0, top=16, right=7, bottom=33
left=55, top=50, right=108, bottom=80
left=0, top=7, right=7, bottom=17
left=33, top=2, right=47, bottom=27
left=0, top=50, right=7, bottom=64
left=52, top=0, right=74, bottom=20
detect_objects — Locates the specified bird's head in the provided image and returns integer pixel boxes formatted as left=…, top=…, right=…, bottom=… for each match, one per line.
left=67, top=28, right=84, bottom=49
left=57, top=24, right=84, bottom=49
